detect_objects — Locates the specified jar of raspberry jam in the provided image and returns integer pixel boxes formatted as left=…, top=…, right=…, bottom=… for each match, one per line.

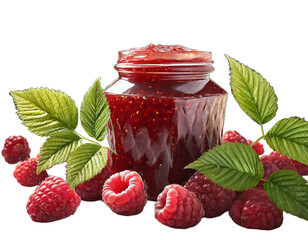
left=105, top=44, right=227, bottom=200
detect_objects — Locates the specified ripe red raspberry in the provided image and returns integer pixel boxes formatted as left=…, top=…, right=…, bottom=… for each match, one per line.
left=13, top=156, right=48, bottom=187
left=247, top=140, right=265, bottom=155
left=223, top=131, right=264, bottom=155
left=290, top=160, right=308, bottom=176
left=26, top=176, right=81, bottom=222
left=261, top=152, right=297, bottom=171
left=262, top=151, right=308, bottom=176
left=75, top=164, right=112, bottom=201
left=184, top=172, right=236, bottom=218
left=222, top=130, right=248, bottom=144
left=258, top=152, right=297, bottom=187
left=155, top=184, right=204, bottom=229
left=257, top=161, right=279, bottom=187
left=102, top=170, right=147, bottom=216
left=229, top=188, right=283, bottom=230
left=2, top=136, right=31, bottom=164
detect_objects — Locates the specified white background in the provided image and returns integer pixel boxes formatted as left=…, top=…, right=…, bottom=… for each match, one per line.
left=0, top=0, right=307, bottom=239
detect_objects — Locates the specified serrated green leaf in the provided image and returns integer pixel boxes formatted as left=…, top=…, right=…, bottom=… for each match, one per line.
left=264, top=170, right=308, bottom=220
left=185, top=142, right=264, bottom=191
left=226, top=55, right=278, bottom=125
left=265, top=117, right=308, bottom=165
left=80, top=78, right=110, bottom=141
left=10, top=88, right=78, bottom=137
left=66, top=143, right=108, bottom=188
left=37, top=130, right=82, bottom=173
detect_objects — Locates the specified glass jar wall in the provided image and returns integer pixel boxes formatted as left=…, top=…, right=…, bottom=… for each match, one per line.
left=105, top=44, right=227, bottom=200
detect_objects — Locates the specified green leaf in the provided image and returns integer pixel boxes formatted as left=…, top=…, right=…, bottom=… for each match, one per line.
left=264, top=170, right=308, bottom=220
left=265, top=117, right=308, bottom=165
left=66, top=143, right=108, bottom=188
left=10, top=88, right=78, bottom=137
left=37, top=130, right=82, bottom=173
left=185, top=142, right=264, bottom=191
left=80, top=78, right=110, bottom=141
left=226, top=55, right=278, bottom=125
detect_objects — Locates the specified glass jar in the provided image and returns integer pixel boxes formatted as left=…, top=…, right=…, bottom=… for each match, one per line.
left=104, top=44, right=227, bottom=200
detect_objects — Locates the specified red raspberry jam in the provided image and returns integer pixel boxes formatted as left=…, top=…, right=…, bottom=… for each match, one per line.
left=105, top=44, right=227, bottom=200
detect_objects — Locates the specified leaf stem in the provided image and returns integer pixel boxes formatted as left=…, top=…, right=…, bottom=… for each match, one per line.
left=250, top=135, right=264, bottom=147
left=74, top=131, right=101, bottom=146
left=104, top=146, right=117, bottom=155
left=250, top=125, right=265, bottom=147
left=261, top=124, right=265, bottom=136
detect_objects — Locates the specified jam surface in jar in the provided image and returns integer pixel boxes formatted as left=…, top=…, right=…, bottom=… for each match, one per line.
left=105, top=44, right=227, bottom=200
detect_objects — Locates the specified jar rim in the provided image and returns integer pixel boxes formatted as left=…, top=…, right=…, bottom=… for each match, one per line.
left=115, top=62, right=213, bottom=69
left=115, top=45, right=214, bottom=75
left=117, top=45, right=212, bottom=64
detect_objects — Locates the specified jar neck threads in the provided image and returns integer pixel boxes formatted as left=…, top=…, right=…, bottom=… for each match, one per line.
left=115, top=62, right=213, bottom=82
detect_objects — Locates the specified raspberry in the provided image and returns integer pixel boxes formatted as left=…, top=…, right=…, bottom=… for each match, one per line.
left=261, top=152, right=297, bottom=171
left=247, top=140, right=265, bottom=155
left=2, top=136, right=31, bottom=164
left=184, top=172, right=236, bottom=218
left=222, top=130, right=248, bottom=144
left=75, top=164, right=112, bottom=201
left=102, top=170, right=147, bottom=216
left=262, top=152, right=308, bottom=176
left=290, top=160, right=308, bottom=176
left=223, top=131, right=264, bottom=155
left=258, top=152, right=298, bottom=187
left=261, top=161, right=279, bottom=179
left=257, top=161, right=280, bottom=187
left=26, top=176, right=81, bottom=222
left=229, top=188, right=283, bottom=230
left=155, top=184, right=204, bottom=229
left=13, top=156, right=48, bottom=187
